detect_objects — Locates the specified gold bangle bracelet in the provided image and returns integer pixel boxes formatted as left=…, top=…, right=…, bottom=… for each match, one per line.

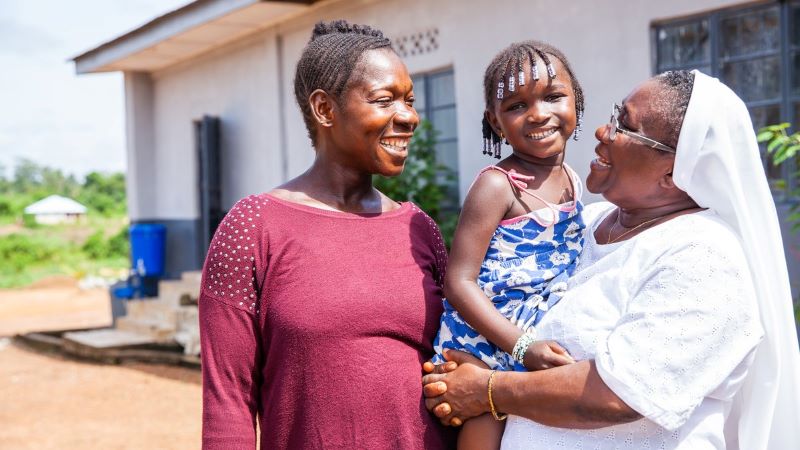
left=488, top=370, right=508, bottom=421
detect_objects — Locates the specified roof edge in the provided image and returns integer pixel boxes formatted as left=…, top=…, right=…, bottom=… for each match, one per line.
left=72, top=0, right=316, bottom=74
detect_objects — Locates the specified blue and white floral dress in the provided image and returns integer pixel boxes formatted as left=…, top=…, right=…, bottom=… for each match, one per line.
left=432, top=165, right=585, bottom=371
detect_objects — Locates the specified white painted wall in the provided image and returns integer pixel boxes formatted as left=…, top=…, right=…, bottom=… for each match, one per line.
left=126, top=0, right=741, bottom=219
left=127, top=29, right=283, bottom=219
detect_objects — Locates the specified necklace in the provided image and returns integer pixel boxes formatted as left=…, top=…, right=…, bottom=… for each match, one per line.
left=606, top=210, right=666, bottom=244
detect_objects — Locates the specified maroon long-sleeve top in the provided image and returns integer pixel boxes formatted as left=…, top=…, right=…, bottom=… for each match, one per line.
left=199, top=193, right=455, bottom=449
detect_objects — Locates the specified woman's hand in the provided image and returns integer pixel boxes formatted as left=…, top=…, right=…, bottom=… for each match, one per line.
left=422, top=350, right=492, bottom=426
left=523, top=340, right=575, bottom=371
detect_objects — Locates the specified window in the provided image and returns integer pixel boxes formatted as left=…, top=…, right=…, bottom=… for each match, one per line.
left=654, top=1, right=800, bottom=197
left=412, top=68, right=459, bottom=207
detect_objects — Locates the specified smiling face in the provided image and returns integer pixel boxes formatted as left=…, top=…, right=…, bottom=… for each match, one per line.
left=486, top=57, right=577, bottom=165
left=327, top=48, right=418, bottom=177
left=587, top=79, right=676, bottom=206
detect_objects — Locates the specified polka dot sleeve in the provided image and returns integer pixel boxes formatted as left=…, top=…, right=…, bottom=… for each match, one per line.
left=200, top=194, right=267, bottom=314
left=199, top=195, right=268, bottom=448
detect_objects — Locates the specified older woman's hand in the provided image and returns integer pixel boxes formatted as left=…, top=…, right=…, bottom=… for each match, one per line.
left=422, top=350, right=492, bottom=426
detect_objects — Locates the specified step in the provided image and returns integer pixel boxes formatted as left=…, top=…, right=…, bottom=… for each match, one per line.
left=181, top=271, right=202, bottom=286
left=158, top=279, right=200, bottom=307
left=63, top=328, right=156, bottom=349
left=115, top=316, right=176, bottom=343
left=175, top=306, right=200, bottom=356
left=124, top=299, right=179, bottom=324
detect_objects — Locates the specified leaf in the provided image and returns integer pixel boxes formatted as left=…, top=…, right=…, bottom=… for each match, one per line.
left=757, top=130, right=774, bottom=142
left=767, top=135, right=788, bottom=153
left=765, top=123, right=791, bottom=131
left=775, top=145, right=800, bottom=165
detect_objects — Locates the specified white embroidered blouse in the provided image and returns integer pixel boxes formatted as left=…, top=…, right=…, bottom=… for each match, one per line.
left=501, top=202, right=764, bottom=450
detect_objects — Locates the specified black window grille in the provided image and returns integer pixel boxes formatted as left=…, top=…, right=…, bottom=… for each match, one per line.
left=653, top=1, right=800, bottom=200
left=412, top=68, right=460, bottom=208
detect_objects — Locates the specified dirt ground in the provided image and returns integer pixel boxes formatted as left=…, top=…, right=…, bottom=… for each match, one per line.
left=0, top=276, right=112, bottom=337
left=0, top=277, right=202, bottom=449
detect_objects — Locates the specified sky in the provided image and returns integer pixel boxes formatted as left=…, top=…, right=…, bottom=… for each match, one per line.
left=0, top=0, right=190, bottom=179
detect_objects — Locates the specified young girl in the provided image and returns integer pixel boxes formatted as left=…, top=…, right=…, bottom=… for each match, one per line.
left=430, top=41, right=586, bottom=449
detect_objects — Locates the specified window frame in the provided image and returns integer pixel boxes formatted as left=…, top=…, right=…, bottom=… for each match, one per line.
left=652, top=0, right=798, bottom=202
left=412, top=67, right=460, bottom=207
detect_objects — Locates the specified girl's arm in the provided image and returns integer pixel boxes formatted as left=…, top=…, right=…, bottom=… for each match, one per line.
left=444, top=169, right=532, bottom=356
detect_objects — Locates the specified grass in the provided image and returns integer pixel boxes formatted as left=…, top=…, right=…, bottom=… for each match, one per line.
left=0, top=215, right=129, bottom=289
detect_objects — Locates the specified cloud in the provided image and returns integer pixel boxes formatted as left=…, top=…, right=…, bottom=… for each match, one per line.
left=0, top=19, right=63, bottom=57
left=0, top=0, right=189, bottom=178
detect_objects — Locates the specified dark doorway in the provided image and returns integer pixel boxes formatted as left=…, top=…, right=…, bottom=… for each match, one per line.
left=195, top=115, right=223, bottom=265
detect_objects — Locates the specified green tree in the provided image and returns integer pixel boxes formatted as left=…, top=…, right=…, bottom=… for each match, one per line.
left=756, top=122, right=800, bottom=325
left=78, top=171, right=127, bottom=216
left=374, top=120, right=458, bottom=246
left=757, top=123, right=800, bottom=229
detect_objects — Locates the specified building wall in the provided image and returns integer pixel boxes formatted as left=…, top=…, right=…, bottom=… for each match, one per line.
left=124, top=0, right=760, bottom=274
left=128, top=29, right=285, bottom=219
left=276, top=0, right=737, bottom=201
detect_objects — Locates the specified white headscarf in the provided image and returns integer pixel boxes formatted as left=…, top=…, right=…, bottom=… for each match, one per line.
left=673, top=70, right=800, bottom=449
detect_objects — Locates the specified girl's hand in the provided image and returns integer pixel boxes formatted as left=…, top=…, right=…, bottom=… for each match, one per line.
left=523, top=340, right=575, bottom=371
left=422, top=350, right=492, bottom=426
left=524, top=341, right=575, bottom=371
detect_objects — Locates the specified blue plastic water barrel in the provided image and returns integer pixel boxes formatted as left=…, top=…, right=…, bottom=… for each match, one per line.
left=129, top=224, right=167, bottom=276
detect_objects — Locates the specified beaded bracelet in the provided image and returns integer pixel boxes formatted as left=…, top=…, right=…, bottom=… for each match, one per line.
left=487, top=370, right=507, bottom=421
left=511, top=330, right=537, bottom=365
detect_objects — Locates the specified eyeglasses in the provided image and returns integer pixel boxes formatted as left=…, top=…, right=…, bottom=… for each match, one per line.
left=608, top=103, right=676, bottom=153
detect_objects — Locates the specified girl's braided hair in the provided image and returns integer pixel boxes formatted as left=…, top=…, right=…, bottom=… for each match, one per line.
left=481, top=40, right=585, bottom=158
left=294, top=20, right=393, bottom=146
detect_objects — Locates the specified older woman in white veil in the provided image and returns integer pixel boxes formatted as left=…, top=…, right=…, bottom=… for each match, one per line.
left=422, top=70, right=800, bottom=449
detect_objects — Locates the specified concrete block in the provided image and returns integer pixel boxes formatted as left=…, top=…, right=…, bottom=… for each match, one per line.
left=116, top=316, right=176, bottom=343
left=158, top=279, right=200, bottom=307
left=175, top=306, right=200, bottom=355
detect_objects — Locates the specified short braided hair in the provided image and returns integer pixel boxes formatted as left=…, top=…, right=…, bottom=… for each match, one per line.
left=648, top=70, right=695, bottom=150
left=294, top=20, right=393, bottom=146
left=481, top=40, right=585, bottom=157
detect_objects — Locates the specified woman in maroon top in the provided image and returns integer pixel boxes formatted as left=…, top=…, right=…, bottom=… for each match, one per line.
left=199, top=20, right=455, bottom=449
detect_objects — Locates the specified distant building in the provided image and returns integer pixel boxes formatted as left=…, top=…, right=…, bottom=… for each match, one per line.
left=72, top=0, right=800, bottom=282
left=24, top=195, right=88, bottom=225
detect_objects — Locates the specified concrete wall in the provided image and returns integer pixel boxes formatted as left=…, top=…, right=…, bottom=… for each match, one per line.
left=126, top=29, right=284, bottom=219
left=123, top=0, right=763, bottom=273
left=275, top=0, right=737, bottom=202
left=128, top=0, right=740, bottom=218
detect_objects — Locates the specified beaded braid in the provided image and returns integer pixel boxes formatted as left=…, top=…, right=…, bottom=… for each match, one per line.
left=294, top=20, right=393, bottom=146
left=481, top=40, right=585, bottom=159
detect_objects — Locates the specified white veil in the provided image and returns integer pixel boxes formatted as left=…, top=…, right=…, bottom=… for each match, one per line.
left=673, top=70, right=800, bottom=449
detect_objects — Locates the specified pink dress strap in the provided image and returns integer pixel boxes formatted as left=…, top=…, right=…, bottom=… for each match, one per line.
left=477, top=165, right=553, bottom=207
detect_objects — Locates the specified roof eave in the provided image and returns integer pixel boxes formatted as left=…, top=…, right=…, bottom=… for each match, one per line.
left=72, top=0, right=319, bottom=74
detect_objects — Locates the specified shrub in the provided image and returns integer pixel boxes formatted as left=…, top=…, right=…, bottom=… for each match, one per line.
left=0, top=234, right=61, bottom=272
left=374, top=120, right=459, bottom=246
left=82, top=228, right=129, bottom=260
